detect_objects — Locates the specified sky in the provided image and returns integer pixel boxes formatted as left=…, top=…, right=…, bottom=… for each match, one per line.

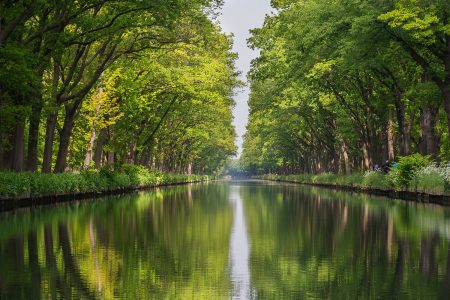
left=218, top=0, right=272, bottom=156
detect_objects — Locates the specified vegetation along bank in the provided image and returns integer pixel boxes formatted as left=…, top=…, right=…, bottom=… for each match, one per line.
left=258, top=154, right=450, bottom=205
left=0, top=165, right=213, bottom=211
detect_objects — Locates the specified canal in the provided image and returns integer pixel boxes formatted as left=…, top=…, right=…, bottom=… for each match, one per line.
left=1, top=180, right=450, bottom=299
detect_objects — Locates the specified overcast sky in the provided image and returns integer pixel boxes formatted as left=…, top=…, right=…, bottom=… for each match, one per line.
left=218, top=0, right=272, bottom=156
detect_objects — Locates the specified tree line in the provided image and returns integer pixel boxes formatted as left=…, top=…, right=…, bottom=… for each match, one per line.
left=241, top=0, right=450, bottom=175
left=0, top=0, right=239, bottom=175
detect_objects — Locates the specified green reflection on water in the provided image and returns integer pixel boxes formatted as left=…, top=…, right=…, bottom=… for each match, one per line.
left=1, top=181, right=450, bottom=299
left=0, top=184, right=233, bottom=300
left=241, top=182, right=450, bottom=299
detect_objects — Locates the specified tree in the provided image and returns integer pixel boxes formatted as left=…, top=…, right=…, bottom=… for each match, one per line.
left=242, top=0, right=450, bottom=175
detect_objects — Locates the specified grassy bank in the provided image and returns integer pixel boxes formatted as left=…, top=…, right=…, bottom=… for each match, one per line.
left=259, top=173, right=450, bottom=196
left=0, top=165, right=211, bottom=200
left=258, top=155, right=450, bottom=196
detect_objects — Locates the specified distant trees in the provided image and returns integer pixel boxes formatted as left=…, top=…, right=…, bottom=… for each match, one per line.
left=242, top=0, right=450, bottom=175
left=0, top=0, right=238, bottom=174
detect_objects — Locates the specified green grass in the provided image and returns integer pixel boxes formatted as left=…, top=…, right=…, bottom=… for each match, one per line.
left=361, top=171, right=391, bottom=189
left=411, top=171, right=445, bottom=195
left=0, top=165, right=211, bottom=199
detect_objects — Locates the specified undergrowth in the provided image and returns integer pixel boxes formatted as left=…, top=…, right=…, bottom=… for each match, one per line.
left=0, top=165, right=210, bottom=199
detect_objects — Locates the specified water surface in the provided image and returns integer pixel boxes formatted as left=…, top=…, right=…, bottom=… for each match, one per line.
left=1, top=180, right=450, bottom=299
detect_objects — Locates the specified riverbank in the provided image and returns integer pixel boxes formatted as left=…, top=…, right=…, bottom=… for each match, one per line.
left=258, top=174, right=450, bottom=206
left=0, top=165, right=212, bottom=211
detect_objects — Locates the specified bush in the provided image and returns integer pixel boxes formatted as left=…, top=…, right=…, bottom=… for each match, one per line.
left=119, top=164, right=157, bottom=186
left=388, top=154, right=430, bottom=189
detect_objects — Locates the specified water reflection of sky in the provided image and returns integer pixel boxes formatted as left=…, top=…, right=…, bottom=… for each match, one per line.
left=229, top=185, right=252, bottom=299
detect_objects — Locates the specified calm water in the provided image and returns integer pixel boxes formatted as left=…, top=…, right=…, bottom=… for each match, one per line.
left=1, top=180, right=450, bottom=299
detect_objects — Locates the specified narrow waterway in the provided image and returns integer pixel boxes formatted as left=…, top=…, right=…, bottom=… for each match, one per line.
left=1, top=180, right=450, bottom=299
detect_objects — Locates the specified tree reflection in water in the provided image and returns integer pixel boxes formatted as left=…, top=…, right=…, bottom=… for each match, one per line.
left=0, top=181, right=450, bottom=299
left=241, top=183, right=450, bottom=299
left=0, top=184, right=233, bottom=299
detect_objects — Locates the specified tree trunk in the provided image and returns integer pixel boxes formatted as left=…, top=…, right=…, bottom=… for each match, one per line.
left=93, top=127, right=107, bottom=169
left=106, top=128, right=114, bottom=167
left=139, top=150, right=150, bottom=167
left=394, top=99, right=412, bottom=156
left=0, top=132, right=3, bottom=170
left=127, top=143, right=136, bottom=164
left=84, top=126, right=97, bottom=169
left=54, top=106, right=76, bottom=173
left=12, top=119, right=25, bottom=171
left=26, top=102, right=42, bottom=171
left=362, top=141, right=371, bottom=171
left=2, top=134, right=13, bottom=170
left=403, top=122, right=412, bottom=156
left=419, top=104, right=439, bottom=158
left=84, top=91, right=103, bottom=168
left=443, top=86, right=450, bottom=146
left=387, top=108, right=395, bottom=161
left=42, top=112, right=58, bottom=173
left=107, top=150, right=114, bottom=167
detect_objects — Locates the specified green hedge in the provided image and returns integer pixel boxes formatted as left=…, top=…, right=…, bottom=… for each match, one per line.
left=0, top=165, right=210, bottom=199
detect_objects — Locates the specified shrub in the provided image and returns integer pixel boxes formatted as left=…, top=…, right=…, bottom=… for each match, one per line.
left=119, top=164, right=157, bottom=186
left=389, top=154, right=430, bottom=189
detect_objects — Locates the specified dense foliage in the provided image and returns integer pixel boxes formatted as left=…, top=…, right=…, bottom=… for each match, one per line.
left=242, top=0, right=450, bottom=175
left=0, top=0, right=238, bottom=175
